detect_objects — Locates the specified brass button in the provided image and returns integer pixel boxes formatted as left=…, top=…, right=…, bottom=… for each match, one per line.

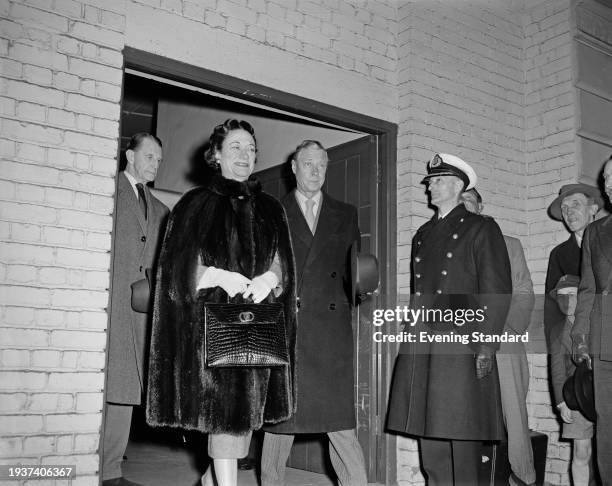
left=436, top=289, right=442, bottom=294
left=446, top=252, right=453, bottom=258
left=441, top=270, right=447, bottom=275
left=415, top=257, right=421, bottom=263
left=415, top=291, right=421, bottom=296
left=460, top=218, right=464, bottom=222
left=416, top=274, right=421, bottom=279
left=452, top=233, right=458, bottom=239
left=141, top=236, right=146, bottom=242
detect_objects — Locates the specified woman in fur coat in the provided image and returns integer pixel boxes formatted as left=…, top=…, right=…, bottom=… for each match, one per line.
left=146, top=119, right=297, bottom=486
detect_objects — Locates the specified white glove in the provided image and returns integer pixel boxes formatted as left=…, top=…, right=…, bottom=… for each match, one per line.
left=197, top=267, right=251, bottom=297
left=243, top=271, right=279, bottom=303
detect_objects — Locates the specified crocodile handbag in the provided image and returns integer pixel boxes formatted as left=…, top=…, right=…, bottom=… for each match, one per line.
left=200, top=298, right=289, bottom=368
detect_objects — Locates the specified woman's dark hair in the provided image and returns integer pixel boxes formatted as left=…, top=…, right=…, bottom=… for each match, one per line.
left=204, top=119, right=257, bottom=171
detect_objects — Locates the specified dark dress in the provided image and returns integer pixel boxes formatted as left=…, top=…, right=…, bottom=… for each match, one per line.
left=146, top=175, right=297, bottom=434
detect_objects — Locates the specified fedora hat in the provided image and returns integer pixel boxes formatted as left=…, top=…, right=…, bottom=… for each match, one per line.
left=562, top=361, right=596, bottom=422
left=131, top=268, right=153, bottom=313
left=350, top=242, right=379, bottom=306
left=548, top=183, right=603, bottom=221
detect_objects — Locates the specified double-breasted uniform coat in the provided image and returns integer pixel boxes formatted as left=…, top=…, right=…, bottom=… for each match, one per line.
left=264, top=190, right=360, bottom=433
left=106, top=172, right=169, bottom=404
left=387, top=204, right=511, bottom=441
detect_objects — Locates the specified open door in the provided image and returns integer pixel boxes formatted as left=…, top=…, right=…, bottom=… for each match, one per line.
left=255, top=135, right=379, bottom=481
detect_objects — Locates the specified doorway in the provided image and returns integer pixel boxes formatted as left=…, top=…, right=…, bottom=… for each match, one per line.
left=104, top=48, right=397, bottom=485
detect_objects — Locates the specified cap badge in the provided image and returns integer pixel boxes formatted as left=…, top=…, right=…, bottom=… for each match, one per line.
left=431, top=154, right=443, bottom=167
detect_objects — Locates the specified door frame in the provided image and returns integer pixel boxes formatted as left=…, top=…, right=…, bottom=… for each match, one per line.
left=122, top=47, right=398, bottom=485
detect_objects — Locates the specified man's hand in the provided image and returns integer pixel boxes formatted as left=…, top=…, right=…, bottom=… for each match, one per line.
left=475, top=349, right=494, bottom=379
left=572, top=335, right=592, bottom=370
left=557, top=402, right=573, bottom=424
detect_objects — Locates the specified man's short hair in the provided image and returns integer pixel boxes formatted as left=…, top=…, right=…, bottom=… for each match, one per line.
left=293, top=140, right=326, bottom=161
left=127, top=132, right=162, bottom=152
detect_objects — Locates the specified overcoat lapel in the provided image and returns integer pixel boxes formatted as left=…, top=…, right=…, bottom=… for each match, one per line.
left=305, top=193, right=341, bottom=269
left=596, top=215, right=612, bottom=269
left=284, top=191, right=313, bottom=249
left=119, top=172, right=147, bottom=235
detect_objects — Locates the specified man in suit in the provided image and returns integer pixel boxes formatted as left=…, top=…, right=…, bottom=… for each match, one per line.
left=545, top=183, right=602, bottom=486
left=102, top=133, right=169, bottom=486
left=462, top=188, right=536, bottom=486
left=387, top=154, right=512, bottom=486
left=261, top=140, right=368, bottom=486
left=572, top=156, right=612, bottom=485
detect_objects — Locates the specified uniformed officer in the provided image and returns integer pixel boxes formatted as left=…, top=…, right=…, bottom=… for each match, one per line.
left=387, top=154, right=512, bottom=486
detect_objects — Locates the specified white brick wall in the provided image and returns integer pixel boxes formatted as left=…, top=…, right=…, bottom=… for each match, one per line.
left=396, top=1, right=582, bottom=484
left=1, top=0, right=606, bottom=484
left=1, top=0, right=124, bottom=483
left=524, top=2, right=575, bottom=484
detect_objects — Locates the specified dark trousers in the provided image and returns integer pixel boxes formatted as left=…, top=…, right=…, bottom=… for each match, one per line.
left=420, top=438, right=480, bottom=486
left=594, top=358, right=612, bottom=486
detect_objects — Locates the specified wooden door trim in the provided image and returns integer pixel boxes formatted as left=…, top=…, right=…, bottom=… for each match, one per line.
left=123, top=47, right=398, bottom=485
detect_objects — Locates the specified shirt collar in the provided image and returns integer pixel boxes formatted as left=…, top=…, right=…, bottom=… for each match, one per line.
left=295, top=189, right=322, bottom=208
left=124, top=170, right=140, bottom=197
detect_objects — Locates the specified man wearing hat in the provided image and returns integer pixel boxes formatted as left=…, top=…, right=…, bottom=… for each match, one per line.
left=572, top=156, right=612, bottom=485
left=462, top=188, right=536, bottom=486
left=544, top=183, right=602, bottom=350
left=387, top=154, right=512, bottom=485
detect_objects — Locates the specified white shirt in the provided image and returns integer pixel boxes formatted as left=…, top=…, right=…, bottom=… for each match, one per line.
left=123, top=170, right=141, bottom=199
left=294, top=189, right=322, bottom=220
left=574, top=232, right=583, bottom=248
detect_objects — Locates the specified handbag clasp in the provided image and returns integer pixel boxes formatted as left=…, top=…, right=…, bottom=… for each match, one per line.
left=239, top=311, right=255, bottom=323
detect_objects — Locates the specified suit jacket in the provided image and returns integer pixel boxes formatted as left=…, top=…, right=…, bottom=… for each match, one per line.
left=572, top=215, right=612, bottom=362
left=503, top=235, right=535, bottom=336
left=265, top=190, right=360, bottom=433
left=387, top=204, right=511, bottom=441
left=106, top=172, right=169, bottom=404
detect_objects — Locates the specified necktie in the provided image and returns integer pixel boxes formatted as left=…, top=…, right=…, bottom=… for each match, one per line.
left=305, top=198, right=316, bottom=234
left=136, top=183, right=147, bottom=220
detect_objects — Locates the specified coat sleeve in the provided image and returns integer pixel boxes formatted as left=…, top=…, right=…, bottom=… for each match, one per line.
left=544, top=247, right=566, bottom=348
left=549, top=318, right=570, bottom=406
left=572, top=225, right=596, bottom=341
left=474, top=218, right=512, bottom=352
left=505, top=238, right=534, bottom=334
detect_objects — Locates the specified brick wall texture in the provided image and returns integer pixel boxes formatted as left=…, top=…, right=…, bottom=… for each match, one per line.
left=0, top=0, right=608, bottom=484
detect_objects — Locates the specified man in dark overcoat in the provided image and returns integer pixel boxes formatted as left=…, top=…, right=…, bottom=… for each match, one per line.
left=102, top=133, right=169, bottom=486
left=572, top=156, right=612, bottom=485
left=544, top=183, right=601, bottom=485
left=544, top=183, right=602, bottom=349
left=261, top=140, right=367, bottom=486
left=387, top=154, right=512, bottom=485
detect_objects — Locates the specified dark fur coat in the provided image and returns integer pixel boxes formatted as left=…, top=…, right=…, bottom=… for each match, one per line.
left=146, top=175, right=297, bottom=434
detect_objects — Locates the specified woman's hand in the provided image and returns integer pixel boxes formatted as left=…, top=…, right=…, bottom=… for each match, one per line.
left=243, top=271, right=279, bottom=303
left=198, top=267, right=251, bottom=297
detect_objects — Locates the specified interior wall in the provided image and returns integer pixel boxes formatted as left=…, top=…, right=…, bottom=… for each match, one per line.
left=155, top=96, right=364, bottom=194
